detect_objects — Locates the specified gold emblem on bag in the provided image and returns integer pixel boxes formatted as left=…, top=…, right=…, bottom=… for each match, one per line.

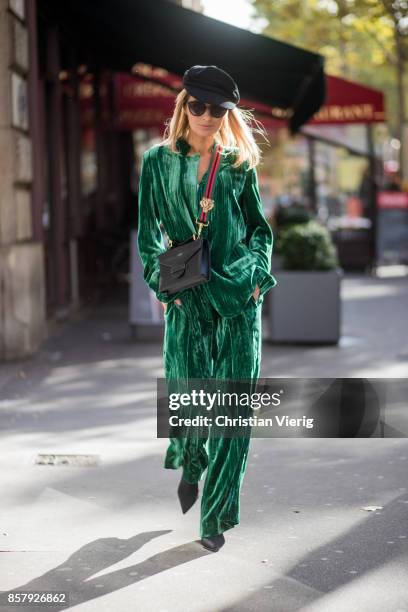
left=200, top=197, right=215, bottom=213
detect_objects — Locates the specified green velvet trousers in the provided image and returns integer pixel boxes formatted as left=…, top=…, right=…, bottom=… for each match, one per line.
left=163, top=283, right=264, bottom=539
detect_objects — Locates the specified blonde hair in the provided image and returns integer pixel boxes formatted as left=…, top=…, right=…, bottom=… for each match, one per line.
left=160, top=88, right=269, bottom=170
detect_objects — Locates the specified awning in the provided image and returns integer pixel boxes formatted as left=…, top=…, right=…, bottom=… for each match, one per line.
left=79, top=68, right=384, bottom=133
left=39, top=0, right=326, bottom=134
left=313, top=75, right=385, bottom=124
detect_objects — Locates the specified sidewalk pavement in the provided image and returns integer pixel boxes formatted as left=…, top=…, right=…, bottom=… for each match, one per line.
left=0, top=272, right=407, bottom=611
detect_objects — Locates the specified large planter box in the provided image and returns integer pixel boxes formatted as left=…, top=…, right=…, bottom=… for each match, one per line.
left=267, top=268, right=343, bottom=344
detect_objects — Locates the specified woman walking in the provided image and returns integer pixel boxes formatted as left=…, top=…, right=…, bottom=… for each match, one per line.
left=137, top=65, right=277, bottom=552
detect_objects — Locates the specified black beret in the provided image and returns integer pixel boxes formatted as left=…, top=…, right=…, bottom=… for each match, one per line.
left=183, top=65, right=240, bottom=109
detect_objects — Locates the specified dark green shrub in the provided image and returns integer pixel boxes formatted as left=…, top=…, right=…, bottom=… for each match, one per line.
left=278, top=221, right=339, bottom=271
left=273, top=204, right=313, bottom=255
left=275, top=204, right=313, bottom=228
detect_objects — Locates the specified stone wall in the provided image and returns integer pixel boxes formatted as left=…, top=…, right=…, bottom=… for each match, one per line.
left=0, top=0, right=46, bottom=360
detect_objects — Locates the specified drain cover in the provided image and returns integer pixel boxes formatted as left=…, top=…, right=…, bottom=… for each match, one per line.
left=34, top=454, right=100, bottom=467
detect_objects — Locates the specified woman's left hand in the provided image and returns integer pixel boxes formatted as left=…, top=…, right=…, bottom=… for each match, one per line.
left=252, top=285, right=260, bottom=302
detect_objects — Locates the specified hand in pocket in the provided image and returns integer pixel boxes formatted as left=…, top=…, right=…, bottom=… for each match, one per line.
left=252, top=285, right=260, bottom=302
left=162, top=298, right=182, bottom=313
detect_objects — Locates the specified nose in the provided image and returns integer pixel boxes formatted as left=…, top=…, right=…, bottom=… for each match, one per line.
left=204, top=106, right=213, bottom=116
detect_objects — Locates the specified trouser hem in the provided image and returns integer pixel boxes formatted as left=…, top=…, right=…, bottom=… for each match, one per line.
left=200, top=520, right=238, bottom=539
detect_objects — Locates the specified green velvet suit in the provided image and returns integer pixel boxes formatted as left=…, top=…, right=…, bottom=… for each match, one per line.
left=137, top=136, right=277, bottom=538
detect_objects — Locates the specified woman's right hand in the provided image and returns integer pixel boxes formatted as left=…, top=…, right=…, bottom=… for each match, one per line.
left=162, top=298, right=182, bottom=313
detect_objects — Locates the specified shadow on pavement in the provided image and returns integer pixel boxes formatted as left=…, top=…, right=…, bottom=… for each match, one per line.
left=0, top=530, right=211, bottom=610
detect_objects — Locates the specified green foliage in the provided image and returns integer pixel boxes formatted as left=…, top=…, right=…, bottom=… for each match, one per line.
left=273, top=204, right=313, bottom=255
left=278, top=220, right=339, bottom=270
left=275, top=204, right=313, bottom=227
left=252, top=0, right=408, bottom=134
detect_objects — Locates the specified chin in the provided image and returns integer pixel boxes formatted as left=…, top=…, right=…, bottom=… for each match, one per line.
left=198, top=128, right=216, bottom=137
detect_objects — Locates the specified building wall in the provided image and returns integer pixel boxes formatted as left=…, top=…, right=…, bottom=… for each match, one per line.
left=0, top=0, right=46, bottom=360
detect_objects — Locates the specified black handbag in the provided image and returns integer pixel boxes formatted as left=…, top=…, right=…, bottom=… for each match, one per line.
left=158, top=144, right=222, bottom=296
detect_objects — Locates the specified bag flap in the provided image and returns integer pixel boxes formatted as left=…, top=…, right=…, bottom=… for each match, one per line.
left=159, top=239, right=203, bottom=267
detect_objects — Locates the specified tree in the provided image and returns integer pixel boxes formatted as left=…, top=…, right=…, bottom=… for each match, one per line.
left=251, top=0, right=408, bottom=175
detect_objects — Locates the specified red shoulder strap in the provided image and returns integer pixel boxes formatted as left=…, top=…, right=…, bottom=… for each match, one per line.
left=204, top=144, right=222, bottom=199
left=199, top=144, right=222, bottom=223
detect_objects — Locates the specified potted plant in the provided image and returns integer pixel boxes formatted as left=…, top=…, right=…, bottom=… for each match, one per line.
left=268, top=219, right=343, bottom=344
left=271, top=203, right=313, bottom=271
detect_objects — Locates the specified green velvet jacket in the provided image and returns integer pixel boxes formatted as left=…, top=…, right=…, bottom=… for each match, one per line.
left=137, top=136, right=278, bottom=318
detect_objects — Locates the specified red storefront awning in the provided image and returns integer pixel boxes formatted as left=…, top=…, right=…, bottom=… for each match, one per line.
left=312, top=75, right=385, bottom=125
left=79, top=65, right=385, bottom=132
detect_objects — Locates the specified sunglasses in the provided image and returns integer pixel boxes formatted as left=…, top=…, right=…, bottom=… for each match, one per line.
left=186, top=100, right=228, bottom=119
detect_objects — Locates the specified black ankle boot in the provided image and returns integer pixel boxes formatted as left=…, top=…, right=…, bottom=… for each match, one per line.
left=177, top=476, right=199, bottom=514
left=200, top=533, right=225, bottom=552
